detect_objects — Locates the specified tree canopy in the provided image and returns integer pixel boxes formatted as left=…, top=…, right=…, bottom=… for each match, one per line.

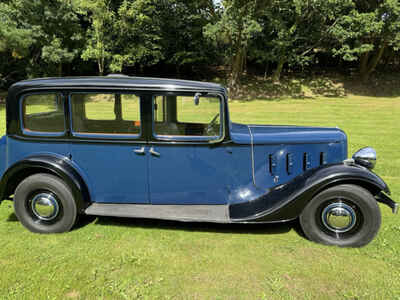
left=0, top=0, right=399, bottom=90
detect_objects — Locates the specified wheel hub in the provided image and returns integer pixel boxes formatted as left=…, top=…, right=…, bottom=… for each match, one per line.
left=321, top=202, right=356, bottom=233
left=31, top=193, right=59, bottom=221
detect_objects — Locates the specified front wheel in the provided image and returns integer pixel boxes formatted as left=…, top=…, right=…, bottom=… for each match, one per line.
left=300, top=184, right=381, bottom=247
left=14, top=173, right=78, bottom=233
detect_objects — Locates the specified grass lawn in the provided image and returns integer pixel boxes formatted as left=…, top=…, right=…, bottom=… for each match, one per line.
left=0, top=95, right=399, bottom=299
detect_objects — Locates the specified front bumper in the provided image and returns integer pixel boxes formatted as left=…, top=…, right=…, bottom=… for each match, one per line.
left=376, top=192, right=398, bottom=214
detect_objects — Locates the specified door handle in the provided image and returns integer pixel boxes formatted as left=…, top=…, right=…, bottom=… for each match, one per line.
left=133, top=147, right=145, bottom=155
left=149, top=147, right=160, bottom=157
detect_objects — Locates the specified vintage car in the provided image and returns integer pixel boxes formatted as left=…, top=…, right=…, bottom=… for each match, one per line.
left=0, top=76, right=396, bottom=247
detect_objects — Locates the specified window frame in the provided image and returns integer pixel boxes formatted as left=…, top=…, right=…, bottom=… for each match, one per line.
left=151, top=92, right=225, bottom=143
left=19, top=92, right=66, bottom=137
left=69, top=91, right=143, bottom=140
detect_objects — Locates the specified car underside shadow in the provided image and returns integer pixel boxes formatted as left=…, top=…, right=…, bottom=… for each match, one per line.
left=73, top=214, right=98, bottom=230
left=6, top=210, right=305, bottom=238
left=92, top=216, right=301, bottom=236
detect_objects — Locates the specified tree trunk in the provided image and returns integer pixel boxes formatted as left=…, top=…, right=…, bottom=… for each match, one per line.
left=359, top=52, right=369, bottom=76
left=242, top=46, right=247, bottom=75
left=58, top=63, right=62, bottom=77
left=229, top=48, right=243, bottom=94
left=264, top=61, right=270, bottom=79
left=98, top=56, right=104, bottom=76
left=383, top=50, right=395, bottom=71
left=360, top=42, right=387, bottom=82
left=229, top=25, right=244, bottom=95
left=272, top=56, right=285, bottom=82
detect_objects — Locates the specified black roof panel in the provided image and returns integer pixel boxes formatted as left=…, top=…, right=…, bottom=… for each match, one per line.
left=8, top=76, right=226, bottom=96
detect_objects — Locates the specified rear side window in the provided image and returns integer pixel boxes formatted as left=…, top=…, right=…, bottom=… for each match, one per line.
left=22, top=93, right=65, bottom=134
left=70, top=93, right=141, bottom=136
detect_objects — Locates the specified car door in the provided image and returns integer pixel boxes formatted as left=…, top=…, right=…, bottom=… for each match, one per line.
left=148, top=93, right=233, bottom=205
left=69, top=92, right=149, bottom=204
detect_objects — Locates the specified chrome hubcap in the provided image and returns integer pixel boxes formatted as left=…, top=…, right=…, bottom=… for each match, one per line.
left=321, top=202, right=356, bottom=233
left=31, top=193, right=59, bottom=221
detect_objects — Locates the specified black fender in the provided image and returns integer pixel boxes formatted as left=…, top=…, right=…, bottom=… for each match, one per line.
left=229, top=163, right=391, bottom=222
left=0, top=154, right=90, bottom=213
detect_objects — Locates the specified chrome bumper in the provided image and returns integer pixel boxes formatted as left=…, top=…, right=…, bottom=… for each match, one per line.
left=376, top=192, right=398, bottom=214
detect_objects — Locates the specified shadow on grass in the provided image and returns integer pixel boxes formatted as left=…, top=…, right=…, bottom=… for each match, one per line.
left=74, top=214, right=98, bottom=230
left=93, top=215, right=304, bottom=237
left=230, top=74, right=347, bottom=101
left=229, top=72, right=400, bottom=100
left=6, top=211, right=307, bottom=239
left=7, top=212, right=18, bottom=222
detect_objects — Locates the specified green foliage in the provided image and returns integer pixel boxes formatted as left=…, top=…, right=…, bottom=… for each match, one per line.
left=204, top=0, right=262, bottom=91
left=77, top=0, right=164, bottom=75
left=1, top=0, right=400, bottom=84
left=110, top=0, right=163, bottom=72
left=158, top=0, right=217, bottom=73
left=76, top=0, right=115, bottom=75
left=0, top=1, right=35, bottom=56
left=42, top=37, right=78, bottom=65
left=330, top=0, right=400, bottom=80
left=250, top=0, right=353, bottom=81
left=0, top=0, right=82, bottom=77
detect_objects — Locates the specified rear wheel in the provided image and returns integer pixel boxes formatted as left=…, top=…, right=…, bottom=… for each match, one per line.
left=14, top=173, right=78, bottom=233
left=300, top=184, right=381, bottom=247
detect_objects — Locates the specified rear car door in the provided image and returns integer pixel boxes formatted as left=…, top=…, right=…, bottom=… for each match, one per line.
left=69, top=92, right=149, bottom=204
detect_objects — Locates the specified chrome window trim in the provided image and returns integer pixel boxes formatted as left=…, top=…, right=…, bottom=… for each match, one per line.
left=68, top=91, right=142, bottom=140
left=151, top=92, right=225, bottom=144
left=19, top=92, right=66, bottom=137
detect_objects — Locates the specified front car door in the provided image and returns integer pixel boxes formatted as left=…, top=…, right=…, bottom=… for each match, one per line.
left=148, top=92, right=235, bottom=205
left=69, top=91, right=149, bottom=204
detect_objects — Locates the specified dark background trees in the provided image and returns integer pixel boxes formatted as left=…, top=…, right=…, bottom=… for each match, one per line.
left=1, top=0, right=399, bottom=91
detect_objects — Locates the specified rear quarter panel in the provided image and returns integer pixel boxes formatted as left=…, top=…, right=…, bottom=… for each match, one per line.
left=0, top=136, right=6, bottom=179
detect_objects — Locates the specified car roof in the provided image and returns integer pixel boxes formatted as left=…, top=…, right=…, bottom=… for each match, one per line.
left=8, top=76, right=226, bottom=97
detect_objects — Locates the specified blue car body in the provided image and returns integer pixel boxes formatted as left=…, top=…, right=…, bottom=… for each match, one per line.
left=0, top=76, right=395, bottom=226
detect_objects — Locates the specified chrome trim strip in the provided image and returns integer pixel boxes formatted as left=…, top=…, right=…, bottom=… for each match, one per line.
left=85, top=203, right=229, bottom=223
left=248, top=125, right=256, bottom=186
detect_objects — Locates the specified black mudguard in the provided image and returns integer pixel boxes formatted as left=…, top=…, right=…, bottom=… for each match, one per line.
left=229, top=163, right=393, bottom=223
left=0, top=154, right=90, bottom=212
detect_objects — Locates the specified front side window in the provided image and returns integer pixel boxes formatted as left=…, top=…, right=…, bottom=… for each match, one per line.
left=22, top=93, right=65, bottom=134
left=153, top=94, right=222, bottom=140
left=70, top=93, right=141, bottom=136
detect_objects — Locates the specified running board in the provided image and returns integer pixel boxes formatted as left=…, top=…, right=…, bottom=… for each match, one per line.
left=85, top=203, right=230, bottom=223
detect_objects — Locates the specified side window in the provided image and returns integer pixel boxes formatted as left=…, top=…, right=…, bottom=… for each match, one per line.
left=70, top=93, right=141, bottom=136
left=153, top=94, right=222, bottom=139
left=22, top=93, right=65, bottom=134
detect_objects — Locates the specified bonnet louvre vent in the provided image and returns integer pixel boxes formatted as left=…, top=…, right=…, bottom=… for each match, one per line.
left=269, top=154, right=277, bottom=175
left=287, top=153, right=293, bottom=174
left=303, top=153, right=311, bottom=171
left=320, top=152, right=327, bottom=165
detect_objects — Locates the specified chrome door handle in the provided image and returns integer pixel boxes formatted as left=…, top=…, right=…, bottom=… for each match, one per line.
left=149, top=147, right=160, bottom=157
left=133, top=147, right=145, bottom=154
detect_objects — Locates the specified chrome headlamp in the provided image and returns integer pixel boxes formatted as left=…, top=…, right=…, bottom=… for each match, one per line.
left=352, top=147, right=376, bottom=169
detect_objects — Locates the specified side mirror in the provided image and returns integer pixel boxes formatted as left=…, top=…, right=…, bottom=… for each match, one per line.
left=194, top=93, right=201, bottom=106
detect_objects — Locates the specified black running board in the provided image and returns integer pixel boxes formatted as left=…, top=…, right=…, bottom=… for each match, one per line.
left=85, top=203, right=230, bottom=223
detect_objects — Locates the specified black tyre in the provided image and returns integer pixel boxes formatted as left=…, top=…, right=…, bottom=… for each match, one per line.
left=300, top=184, right=381, bottom=247
left=14, top=173, right=78, bottom=233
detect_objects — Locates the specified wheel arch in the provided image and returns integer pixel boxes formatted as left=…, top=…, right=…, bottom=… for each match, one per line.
left=310, top=177, right=386, bottom=201
left=271, top=166, right=390, bottom=222
left=0, top=154, right=90, bottom=213
left=230, top=163, right=391, bottom=222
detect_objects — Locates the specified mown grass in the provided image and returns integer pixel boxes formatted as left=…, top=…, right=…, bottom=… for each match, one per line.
left=0, top=96, right=399, bottom=299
